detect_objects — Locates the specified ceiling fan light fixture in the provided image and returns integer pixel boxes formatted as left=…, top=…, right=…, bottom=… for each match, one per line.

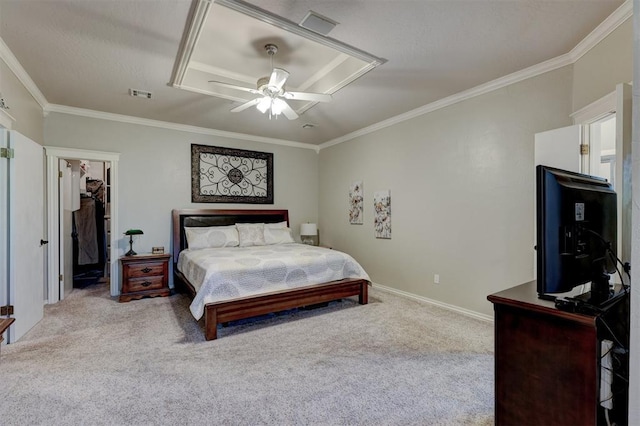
left=271, top=98, right=286, bottom=115
left=268, top=68, right=289, bottom=92
left=256, top=97, right=271, bottom=113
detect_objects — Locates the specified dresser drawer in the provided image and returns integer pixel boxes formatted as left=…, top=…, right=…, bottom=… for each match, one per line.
left=126, top=275, right=165, bottom=292
left=119, top=253, right=171, bottom=302
left=126, top=262, right=165, bottom=278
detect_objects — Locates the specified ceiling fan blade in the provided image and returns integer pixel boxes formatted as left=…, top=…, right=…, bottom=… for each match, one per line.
left=230, top=98, right=261, bottom=113
left=208, top=80, right=260, bottom=95
left=268, top=68, right=289, bottom=90
left=279, top=101, right=299, bottom=120
left=284, top=91, right=332, bottom=103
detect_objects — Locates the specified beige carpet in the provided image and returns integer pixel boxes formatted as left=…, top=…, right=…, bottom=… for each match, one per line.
left=0, top=284, right=494, bottom=425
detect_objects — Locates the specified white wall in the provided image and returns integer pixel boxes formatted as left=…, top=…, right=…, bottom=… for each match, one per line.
left=319, top=67, right=574, bottom=317
left=44, top=113, right=319, bottom=260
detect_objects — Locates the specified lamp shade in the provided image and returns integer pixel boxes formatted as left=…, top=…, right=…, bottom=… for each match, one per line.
left=124, top=229, right=144, bottom=236
left=300, top=223, right=317, bottom=236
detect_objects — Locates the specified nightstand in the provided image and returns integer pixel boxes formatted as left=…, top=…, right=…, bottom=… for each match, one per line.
left=119, top=253, right=171, bottom=302
left=0, top=318, right=15, bottom=350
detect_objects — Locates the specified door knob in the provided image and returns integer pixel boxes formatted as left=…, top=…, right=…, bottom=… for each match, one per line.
left=40, top=239, right=49, bottom=246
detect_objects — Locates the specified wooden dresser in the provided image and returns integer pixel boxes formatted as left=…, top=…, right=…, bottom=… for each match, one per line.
left=488, top=281, right=629, bottom=425
left=119, top=253, right=171, bottom=302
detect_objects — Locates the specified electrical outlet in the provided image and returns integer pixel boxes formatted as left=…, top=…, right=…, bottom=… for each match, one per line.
left=434, top=274, right=440, bottom=284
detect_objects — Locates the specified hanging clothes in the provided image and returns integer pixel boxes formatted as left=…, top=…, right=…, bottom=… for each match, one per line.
left=75, top=197, right=99, bottom=265
left=85, top=178, right=105, bottom=205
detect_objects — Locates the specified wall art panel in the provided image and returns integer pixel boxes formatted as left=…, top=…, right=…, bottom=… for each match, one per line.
left=191, top=144, right=273, bottom=204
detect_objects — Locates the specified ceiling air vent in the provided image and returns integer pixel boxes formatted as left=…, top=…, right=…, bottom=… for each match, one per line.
left=129, top=89, right=152, bottom=99
left=299, top=11, right=338, bottom=36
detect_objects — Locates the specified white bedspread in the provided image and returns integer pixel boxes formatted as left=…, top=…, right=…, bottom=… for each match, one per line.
left=177, top=243, right=370, bottom=320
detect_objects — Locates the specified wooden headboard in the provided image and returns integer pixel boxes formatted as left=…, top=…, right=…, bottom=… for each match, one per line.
left=171, top=209, right=289, bottom=262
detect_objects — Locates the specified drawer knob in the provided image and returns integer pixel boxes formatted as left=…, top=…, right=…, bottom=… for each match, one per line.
left=141, top=281, right=152, bottom=287
left=141, top=267, right=152, bottom=273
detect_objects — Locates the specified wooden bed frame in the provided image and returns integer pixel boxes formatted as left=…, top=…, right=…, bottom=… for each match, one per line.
left=171, top=209, right=369, bottom=340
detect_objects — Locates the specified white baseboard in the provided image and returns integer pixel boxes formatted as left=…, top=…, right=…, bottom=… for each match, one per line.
left=371, top=282, right=494, bottom=323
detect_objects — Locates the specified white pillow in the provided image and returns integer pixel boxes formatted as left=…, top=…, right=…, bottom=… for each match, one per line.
left=236, top=223, right=266, bottom=247
left=265, top=221, right=288, bottom=229
left=184, top=225, right=239, bottom=249
left=264, top=226, right=295, bottom=245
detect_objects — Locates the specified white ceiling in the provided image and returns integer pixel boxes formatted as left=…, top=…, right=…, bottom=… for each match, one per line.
left=173, top=1, right=385, bottom=118
left=0, top=0, right=627, bottom=146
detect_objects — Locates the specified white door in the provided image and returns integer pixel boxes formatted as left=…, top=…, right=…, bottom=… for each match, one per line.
left=60, top=159, right=74, bottom=299
left=0, top=130, right=9, bottom=343
left=534, top=125, right=582, bottom=172
left=8, top=130, right=45, bottom=342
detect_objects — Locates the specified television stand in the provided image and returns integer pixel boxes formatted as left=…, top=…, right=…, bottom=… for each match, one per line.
left=488, top=281, right=629, bottom=425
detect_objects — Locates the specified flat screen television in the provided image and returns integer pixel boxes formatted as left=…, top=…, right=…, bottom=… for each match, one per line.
left=536, top=165, right=617, bottom=304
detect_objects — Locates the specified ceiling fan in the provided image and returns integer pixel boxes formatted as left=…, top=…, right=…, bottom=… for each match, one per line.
left=208, top=44, right=332, bottom=120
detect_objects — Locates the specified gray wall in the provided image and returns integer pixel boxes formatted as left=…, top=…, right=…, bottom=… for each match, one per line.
left=319, top=67, right=573, bottom=317
left=6, top=12, right=633, bottom=320
left=572, top=18, right=633, bottom=112
left=0, top=60, right=44, bottom=143
left=318, top=17, right=633, bottom=318
left=44, top=113, right=319, bottom=257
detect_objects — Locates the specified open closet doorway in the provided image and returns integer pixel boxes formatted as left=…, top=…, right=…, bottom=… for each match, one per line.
left=60, top=160, right=111, bottom=295
left=44, top=147, right=120, bottom=303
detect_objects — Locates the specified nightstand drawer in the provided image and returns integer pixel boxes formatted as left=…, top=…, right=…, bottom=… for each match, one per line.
left=127, top=276, right=165, bottom=292
left=119, top=253, right=171, bottom=302
left=127, top=262, right=165, bottom=278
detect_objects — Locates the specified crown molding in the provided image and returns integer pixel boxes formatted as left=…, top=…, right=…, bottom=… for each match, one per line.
left=320, top=53, right=573, bottom=150
left=0, top=0, right=630, bottom=152
left=320, top=0, right=632, bottom=151
left=169, top=0, right=212, bottom=87
left=0, top=37, right=48, bottom=109
left=0, top=108, right=16, bottom=130
left=44, top=104, right=319, bottom=152
left=569, top=0, right=633, bottom=62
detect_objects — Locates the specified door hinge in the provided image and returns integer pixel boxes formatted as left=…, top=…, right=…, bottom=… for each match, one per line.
left=580, top=144, right=589, bottom=155
left=0, top=147, right=14, bottom=159
left=59, top=274, right=64, bottom=281
left=59, top=171, right=63, bottom=178
left=1, top=305, right=14, bottom=316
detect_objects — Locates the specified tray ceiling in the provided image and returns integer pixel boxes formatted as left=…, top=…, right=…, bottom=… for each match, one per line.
left=0, top=0, right=628, bottom=146
left=172, top=0, right=385, bottom=117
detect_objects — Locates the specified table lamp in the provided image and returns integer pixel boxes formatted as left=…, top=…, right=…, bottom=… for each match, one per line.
left=300, top=223, right=317, bottom=245
left=124, top=229, right=143, bottom=256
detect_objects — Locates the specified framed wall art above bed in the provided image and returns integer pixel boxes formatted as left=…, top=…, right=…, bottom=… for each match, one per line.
left=191, top=144, right=273, bottom=204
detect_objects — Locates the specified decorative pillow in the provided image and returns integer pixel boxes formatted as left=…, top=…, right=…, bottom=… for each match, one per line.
left=236, top=223, right=266, bottom=247
left=264, top=221, right=288, bottom=229
left=264, top=226, right=295, bottom=245
left=184, top=226, right=239, bottom=250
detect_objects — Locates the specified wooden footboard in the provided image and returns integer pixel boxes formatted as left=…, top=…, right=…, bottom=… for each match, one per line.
left=175, top=269, right=368, bottom=340
left=171, top=209, right=369, bottom=341
left=203, top=279, right=368, bottom=340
